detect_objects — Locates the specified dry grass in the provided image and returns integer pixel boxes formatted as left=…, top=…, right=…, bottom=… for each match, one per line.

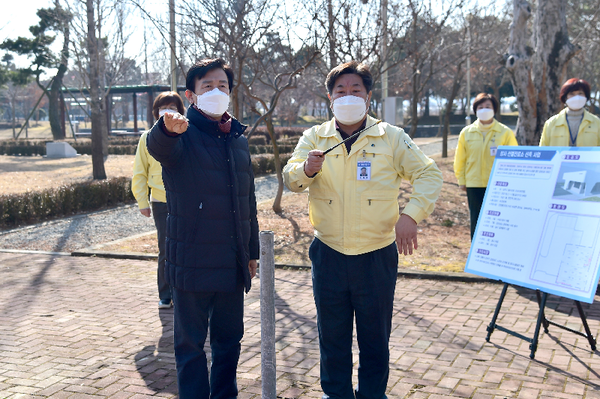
left=97, top=150, right=472, bottom=272
left=0, top=154, right=134, bottom=195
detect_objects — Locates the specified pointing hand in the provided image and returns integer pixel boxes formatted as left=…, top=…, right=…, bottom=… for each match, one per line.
left=163, top=112, right=189, bottom=134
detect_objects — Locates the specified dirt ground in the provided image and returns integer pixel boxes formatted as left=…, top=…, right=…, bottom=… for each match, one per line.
left=89, top=150, right=472, bottom=272
left=0, top=154, right=134, bottom=194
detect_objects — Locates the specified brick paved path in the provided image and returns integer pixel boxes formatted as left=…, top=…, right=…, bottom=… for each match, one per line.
left=1, top=252, right=599, bottom=398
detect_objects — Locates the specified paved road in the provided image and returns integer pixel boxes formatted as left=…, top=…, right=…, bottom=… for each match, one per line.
left=1, top=251, right=599, bottom=398
left=417, top=136, right=459, bottom=157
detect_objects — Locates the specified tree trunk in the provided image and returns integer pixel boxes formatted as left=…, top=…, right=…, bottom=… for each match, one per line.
left=266, top=116, right=284, bottom=214
left=443, top=64, right=463, bottom=158
left=408, top=69, right=420, bottom=137
left=505, top=0, right=578, bottom=145
left=96, top=7, right=109, bottom=160
left=11, top=98, right=16, bottom=139
left=86, top=0, right=107, bottom=180
left=231, top=61, right=243, bottom=119
left=327, top=0, right=336, bottom=69
left=491, top=80, right=502, bottom=123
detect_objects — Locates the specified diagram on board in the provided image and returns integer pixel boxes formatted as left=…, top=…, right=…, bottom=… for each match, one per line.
left=532, top=212, right=600, bottom=293
left=553, top=162, right=600, bottom=202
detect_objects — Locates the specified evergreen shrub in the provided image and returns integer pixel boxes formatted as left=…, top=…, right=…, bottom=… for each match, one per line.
left=0, top=177, right=134, bottom=229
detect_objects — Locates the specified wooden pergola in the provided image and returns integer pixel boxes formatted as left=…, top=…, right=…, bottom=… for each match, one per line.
left=60, top=84, right=186, bottom=136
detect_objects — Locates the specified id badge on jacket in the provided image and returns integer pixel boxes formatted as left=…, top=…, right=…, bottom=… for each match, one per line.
left=357, top=160, right=371, bottom=180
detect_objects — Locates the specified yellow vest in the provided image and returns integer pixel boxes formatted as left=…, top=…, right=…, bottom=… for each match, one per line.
left=539, top=108, right=600, bottom=147
left=454, top=119, right=518, bottom=187
left=132, top=131, right=166, bottom=209
left=283, top=115, right=443, bottom=255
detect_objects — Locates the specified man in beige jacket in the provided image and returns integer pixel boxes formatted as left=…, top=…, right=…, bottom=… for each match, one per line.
left=284, top=61, right=443, bottom=399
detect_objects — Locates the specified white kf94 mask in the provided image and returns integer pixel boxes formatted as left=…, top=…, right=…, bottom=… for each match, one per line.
left=196, top=88, right=230, bottom=117
left=566, top=95, right=587, bottom=111
left=332, top=95, right=368, bottom=125
left=476, top=108, right=494, bottom=122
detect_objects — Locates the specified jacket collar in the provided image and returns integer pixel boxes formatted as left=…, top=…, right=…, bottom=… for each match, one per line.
left=318, top=115, right=383, bottom=138
left=475, top=118, right=501, bottom=133
left=187, top=105, right=247, bottom=138
left=555, top=108, right=594, bottom=128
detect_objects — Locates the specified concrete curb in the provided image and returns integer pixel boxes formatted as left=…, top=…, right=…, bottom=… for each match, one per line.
left=0, top=248, right=71, bottom=257
left=68, top=249, right=494, bottom=284
left=6, top=248, right=596, bottom=289
left=71, top=250, right=158, bottom=261
left=0, top=248, right=492, bottom=283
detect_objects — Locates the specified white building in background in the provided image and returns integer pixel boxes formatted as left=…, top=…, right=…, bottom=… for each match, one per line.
left=563, top=171, right=587, bottom=195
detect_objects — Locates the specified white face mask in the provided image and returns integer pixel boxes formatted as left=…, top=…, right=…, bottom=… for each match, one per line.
left=476, top=108, right=494, bottom=122
left=566, top=95, right=587, bottom=111
left=332, top=95, right=368, bottom=125
left=158, top=109, right=177, bottom=117
left=196, top=88, right=230, bottom=117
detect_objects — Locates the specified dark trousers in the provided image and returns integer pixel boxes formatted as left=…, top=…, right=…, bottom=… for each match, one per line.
left=310, top=238, right=398, bottom=399
left=466, top=187, right=487, bottom=240
left=172, top=284, right=244, bottom=399
left=151, top=201, right=171, bottom=301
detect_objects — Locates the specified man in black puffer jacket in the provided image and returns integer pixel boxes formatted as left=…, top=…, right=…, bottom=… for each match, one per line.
left=147, top=58, right=259, bottom=399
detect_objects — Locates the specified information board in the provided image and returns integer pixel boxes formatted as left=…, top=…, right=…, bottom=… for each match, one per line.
left=464, top=146, right=600, bottom=304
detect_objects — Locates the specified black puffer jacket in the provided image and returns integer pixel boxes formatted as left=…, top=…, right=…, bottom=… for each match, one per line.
left=147, top=106, right=259, bottom=293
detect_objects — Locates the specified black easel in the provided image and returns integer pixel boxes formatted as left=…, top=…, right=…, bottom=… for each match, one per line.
left=486, top=282, right=597, bottom=359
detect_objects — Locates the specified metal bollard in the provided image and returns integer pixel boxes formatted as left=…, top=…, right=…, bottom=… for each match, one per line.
left=259, top=231, right=276, bottom=399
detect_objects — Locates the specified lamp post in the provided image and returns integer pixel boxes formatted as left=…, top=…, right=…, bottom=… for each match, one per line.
left=465, top=13, right=472, bottom=126
left=381, top=0, right=388, bottom=121
left=169, top=0, right=177, bottom=92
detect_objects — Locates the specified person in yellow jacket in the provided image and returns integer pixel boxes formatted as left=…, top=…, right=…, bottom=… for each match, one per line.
left=132, top=91, right=185, bottom=309
left=454, top=93, right=518, bottom=239
left=283, top=61, right=442, bottom=399
left=539, top=78, right=600, bottom=147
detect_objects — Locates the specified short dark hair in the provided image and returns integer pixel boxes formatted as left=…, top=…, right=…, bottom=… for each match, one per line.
left=152, top=91, right=185, bottom=120
left=472, top=93, right=499, bottom=115
left=325, top=61, right=373, bottom=94
left=560, top=78, right=591, bottom=103
left=186, top=58, right=234, bottom=92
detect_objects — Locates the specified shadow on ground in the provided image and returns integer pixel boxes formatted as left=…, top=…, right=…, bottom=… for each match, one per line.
left=135, top=309, right=178, bottom=395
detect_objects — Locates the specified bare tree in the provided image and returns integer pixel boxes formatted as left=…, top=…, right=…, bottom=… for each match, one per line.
left=1, top=2, right=72, bottom=140
left=429, top=22, right=467, bottom=157
left=0, top=55, right=32, bottom=138
left=298, top=0, right=410, bottom=118
left=68, top=0, right=133, bottom=179
left=566, top=0, right=600, bottom=114
left=400, top=0, right=463, bottom=137
left=242, top=37, right=319, bottom=212
left=176, top=0, right=278, bottom=119
left=171, top=0, right=324, bottom=212
left=85, top=0, right=107, bottom=179
left=505, top=0, right=579, bottom=145
left=457, top=8, right=512, bottom=124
